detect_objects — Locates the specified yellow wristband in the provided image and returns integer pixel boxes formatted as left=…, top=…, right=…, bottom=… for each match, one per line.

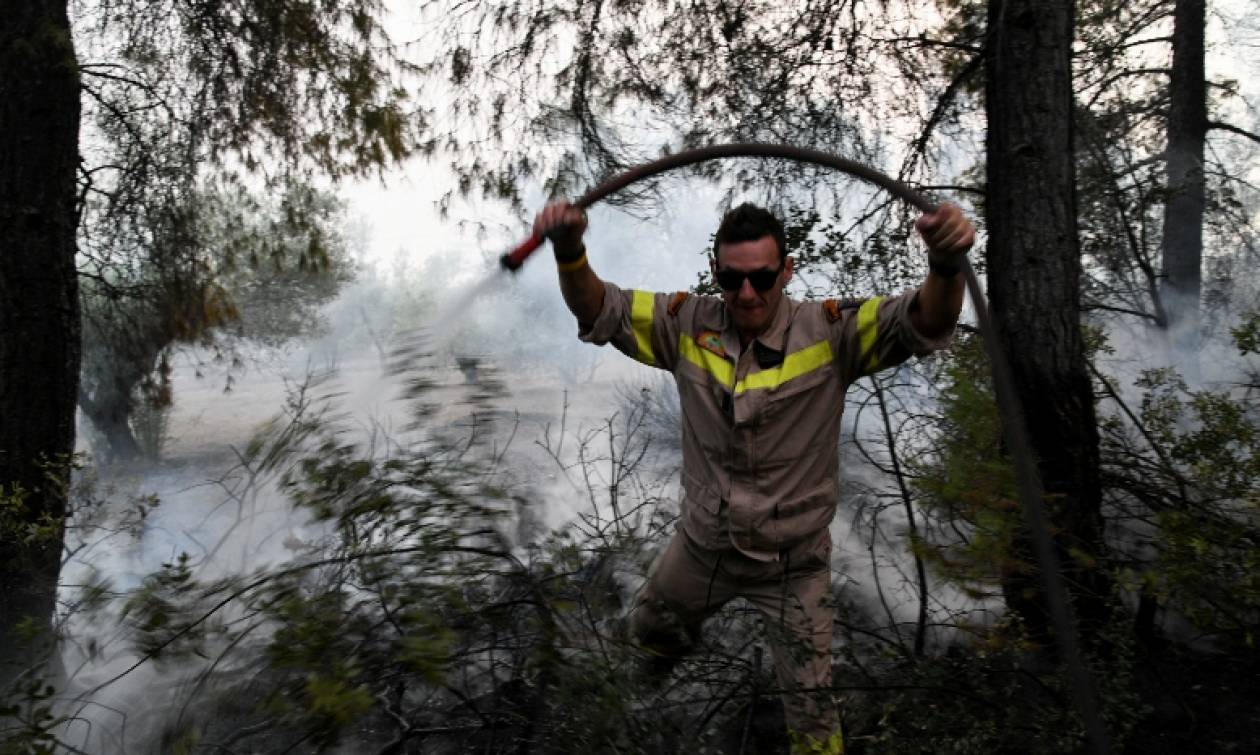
left=556, top=253, right=588, bottom=273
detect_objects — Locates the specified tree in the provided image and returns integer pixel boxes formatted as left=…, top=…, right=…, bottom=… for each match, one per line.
left=1072, top=0, right=1260, bottom=345
left=0, top=0, right=83, bottom=686
left=79, top=182, right=353, bottom=462
left=2, top=0, right=425, bottom=684
left=428, top=0, right=979, bottom=210
left=984, top=0, right=1111, bottom=634
left=1159, top=0, right=1207, bottom=349
left=1062, top=0, right=1260, bottom=650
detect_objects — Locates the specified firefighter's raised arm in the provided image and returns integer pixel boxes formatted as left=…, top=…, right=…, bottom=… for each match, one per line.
left=533, top=201, right=604, bottom=328
left=910, top=202, right=974, bottom=340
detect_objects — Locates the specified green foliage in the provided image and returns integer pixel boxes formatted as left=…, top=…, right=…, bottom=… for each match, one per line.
left=80, top=0, right=424, bottom=184
left=93, top=371, right=790, bottom=752
left=915, top=323, right=1260, bottom=652
left=909, top=333, right=1023, bottom=600
left=0, top=458, right=78, bottom=648
left=0, top=464, right=76, bottom=752
left=0, top=676, right=61, bottom=755
left=422, top=0, right=975, bottom=215
left=837, top=615, right=1145, bottom=754
left=121, top=552, right=215, bottom=661
left=108, top=376, right=509, bottom=747
left=1101, top=362, right=1260, bottom=652
left=79, top=181, right=354, bottom=461
left=301, top=670, right=375, bottom=738
left=1231, top=309, right=1260, bottom=356
left=0, top=487, right=62, bottom=557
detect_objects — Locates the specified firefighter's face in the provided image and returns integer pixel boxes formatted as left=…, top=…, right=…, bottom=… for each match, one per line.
left=712, top=236, right=792, bottom=340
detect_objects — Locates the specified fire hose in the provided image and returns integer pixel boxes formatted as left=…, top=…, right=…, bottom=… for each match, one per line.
left=500, top=143, right=1110, bottom=754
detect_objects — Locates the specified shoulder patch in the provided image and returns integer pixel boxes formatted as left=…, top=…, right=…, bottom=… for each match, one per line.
left=696, top=330, right=727, bottom=358
left=822, top=298, right=863, bottom=322
left=823, top=298, right=866, bottom=322
left=667, top=291, right=689, bottom=316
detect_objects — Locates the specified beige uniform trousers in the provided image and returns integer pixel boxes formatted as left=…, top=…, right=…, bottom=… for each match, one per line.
left=630, top=527, right=838, bottom=743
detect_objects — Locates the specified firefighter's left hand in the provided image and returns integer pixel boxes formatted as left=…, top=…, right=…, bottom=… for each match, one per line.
left=915, top=203, right=975, bottom=264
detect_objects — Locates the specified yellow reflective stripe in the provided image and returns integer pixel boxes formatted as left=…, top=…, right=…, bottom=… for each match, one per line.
left=631, top=290, right=656, bottom=366
left=678, top=336, right=833, bottom=395
left=735, top=340, right=833, bottom=394
left=789, top=728, right=844, bottom=755
left=857, top=296, right=884, bottom=374
left=679, top=334, right=734, bottom=388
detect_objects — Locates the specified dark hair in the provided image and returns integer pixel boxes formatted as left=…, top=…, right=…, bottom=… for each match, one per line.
left=713, top=203, right=787, bottom=262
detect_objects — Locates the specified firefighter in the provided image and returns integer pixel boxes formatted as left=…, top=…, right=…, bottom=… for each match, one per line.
left=532, top=199, right=974, bottom=753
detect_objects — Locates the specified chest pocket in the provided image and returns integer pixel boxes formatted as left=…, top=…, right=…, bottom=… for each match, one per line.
left=738, top=339, right=835, bottom=428
left=737, top=340, right=834, bottom=401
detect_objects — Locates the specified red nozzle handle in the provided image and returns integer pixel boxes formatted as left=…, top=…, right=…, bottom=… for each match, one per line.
left=500, top=232, right=544, bottom=272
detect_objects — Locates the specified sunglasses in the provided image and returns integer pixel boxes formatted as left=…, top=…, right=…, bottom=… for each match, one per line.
left=714, top=264, right=783, bottom=292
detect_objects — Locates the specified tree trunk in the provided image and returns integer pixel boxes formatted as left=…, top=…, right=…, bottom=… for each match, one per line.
left=0, top=0, right=81, bottom=686
left=1159, top=0, right=1207, bottom=357
left=984, top=0, right=1109, bottom=638
left=79, top=341, right=152, bottom=463
left=80, top=387, right=142, bottom=463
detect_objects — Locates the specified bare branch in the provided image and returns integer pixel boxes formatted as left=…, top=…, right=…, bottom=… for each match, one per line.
left=1207, top=119, right=1260, bottom=146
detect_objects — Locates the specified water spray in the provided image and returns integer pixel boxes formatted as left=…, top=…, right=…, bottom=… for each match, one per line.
left=498, top=142, right=1110, bottom=755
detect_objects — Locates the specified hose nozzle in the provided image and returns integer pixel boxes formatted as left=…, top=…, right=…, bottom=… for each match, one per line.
left=500, top=232, right=544, bottom=272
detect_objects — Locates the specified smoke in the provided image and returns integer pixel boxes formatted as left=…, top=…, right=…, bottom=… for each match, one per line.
left=55, top=243, right=684, bottom=750
left=53, top=169, right=1009, bottom=749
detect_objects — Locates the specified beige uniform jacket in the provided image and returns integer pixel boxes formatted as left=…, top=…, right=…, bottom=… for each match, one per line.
left=581, top=282, right=951, bottom=562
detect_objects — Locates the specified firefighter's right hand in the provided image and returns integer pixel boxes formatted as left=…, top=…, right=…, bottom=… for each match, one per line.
left=533, top=201, right=588, bottom=261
